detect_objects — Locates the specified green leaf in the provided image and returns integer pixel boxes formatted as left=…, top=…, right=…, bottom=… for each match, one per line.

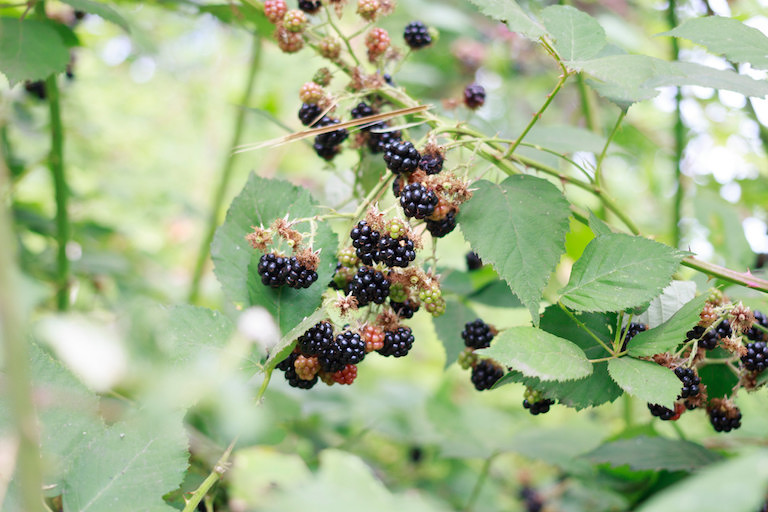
left=628, top=294, right=708, bottom=357
left=0, top=18, right=71, bottom=85
left=560, top=234, right=688, bottom=312
left=694, top=189, right=755, bottom=270
left=527, top=124, right=611, bottom=154
left=469, top=281, right=523, bottom=308
left=197, top=2, right=274, bottom=34
left=508, top=427, right=604, bottom=467
left=432, top=298, right=477, bottom=369
left=585, top=436, right=722, bottom=472
left=607, top=358, right=680, bottom=405
left=59, top=0, right=130, bottom=32
left=163, top=305, right=234, bottom=365
left=230, top=446, right=311, bottom=506
left=460, top=176, right=571, bottom=323
left=635, top=280, right=697, bottom=328
left=698, top=362, right=739, bottom=399
left=654, top=61, right=768, bottom=99
left=477, top=327, right=592, bottom=381
left=540, top=6, right=607, bottom=61
left=465, top=0, right=547, bottom=40
left=636, top=450, right=768, bottom=512
left=211, top=173, right=338, bottom=332
left=661, top=16, right=768, bottom=71
left=588, top=212, right=613, bottom=237
left=62, top=412, right=188, bottom=512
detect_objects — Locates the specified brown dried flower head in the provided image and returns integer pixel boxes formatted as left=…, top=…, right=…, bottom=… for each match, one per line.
left=729, top=302, right=755, bottom=334
left=245, top=226, right=272, bottom=252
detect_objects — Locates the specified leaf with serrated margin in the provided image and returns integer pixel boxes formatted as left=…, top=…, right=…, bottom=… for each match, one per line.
left=560, top=233, right=688, bottom=313
left=540, top=6, right=606, bottom=61
left=651, top=61, right=768, bottom=98
left=588, top=212, right=613, bottom=237
left=465, top=0, right=547, bottom=40
left=628, top=294, right=708, bottom=357
left=607, top=358, right=679, bottom=404
left=635, top=281, right=697, bottom=328
left=432, top=298, right=477, bottom=369
left=661, top=16, right=768, bottom=71
left=477, top=327, right=592, bottom=382
left=59, top=0, right=130, bottom=32
left=636, top=450, right=768, bottom=512
left=460, top=176, right=571, bottom=324
left=164, top=305, right=234, bottom=365
left=585, top=436, right=722, bottom=472
left=0, top=18, right=71, bottom=85
left=211, top=173, right=338, bottom=333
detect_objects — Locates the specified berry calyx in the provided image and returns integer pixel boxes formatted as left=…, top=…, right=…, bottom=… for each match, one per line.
left=471, top=359, right=503, bottom=390
left=463, top=83, right=486, bottom=109
left=400, top=183, right=438, bottom=219
left=462, top=318, right=494, bottom=349
left=383, top=140, right=421, bottom=174
left=403, top=20, right=432, bottom=49
left=378, top=326, right=415, bottom=357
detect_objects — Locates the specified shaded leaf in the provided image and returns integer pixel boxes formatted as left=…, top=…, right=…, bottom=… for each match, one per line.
left=586, top=436, right=722, bottom=472
left=607, top=358, right=680, bottom=404
left=163, top=305, right=234, bottom=365
left=540, top=6, right=606, bottom=61
left=59, top=0, right=130, bottom=31
left=0, top=18, right=70, bottom=85
left=628, top=294, right=708, bottom=357
left=508, top=427, right=604, bottom=467
left=698, top=362, right=739, bottom=399
left=634, top=281, right=697, bottom=328
left=465, top=0, right=547, bottom=40
left=432, top=298, right=477, bottom=369
left=588, top=212, right=614, bottom=237
left=527, top=124, right=611, bottom=154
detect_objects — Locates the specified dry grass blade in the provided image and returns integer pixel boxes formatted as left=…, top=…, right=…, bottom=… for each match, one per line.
left=233, top=104, right=431, bottom=154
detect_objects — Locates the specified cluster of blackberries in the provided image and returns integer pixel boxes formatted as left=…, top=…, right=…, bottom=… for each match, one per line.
left=675, top=367, right=701, bottom=399
left=471, top=359, right=504, bottom=390
left=403, top=20, right=432, bottom=49
left=708, top=403, right=742, bottom=432
left=648, top=403, right=678, bottom=421
left=746, top=310, right=768, bottom=342
left=350, top=220, right=416, bottom=268
left=257, top=252, right=318, bottom=288
left=524, top=398, right=554, bottom=416
left=685, top=319, right=732, bottom=350
left=460, top=319, right=505, bottom=391
left=741, top=341, right=768, bottom=373
left=620, top=322, right=647, bottom=351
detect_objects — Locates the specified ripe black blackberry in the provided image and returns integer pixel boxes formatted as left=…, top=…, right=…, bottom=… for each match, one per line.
left=746, top=310, right=768, bottom=342
left=335, top=330, right=366, bottom=365
left=298, top=102, right=323, bottom=126
left=284, top=365, right=318, bottom=388
left=367, top=123, right=401, bottom=153
left=257, top=252, right=290, bottom=287
left=620, top=322, right=647, bottom=351
left=350, top=220, right=380, bottom=265
left=392, top=175, right=404, bottom=198
left=685, top=325, right=719, bottom=350
left=298, top=0, right=321, bottom=13
left=284, top=257, right=318, bottom=289
left=523, top=398, right=554, bottom=415
left=297, top=321, right=334, bottom=356
left=24, top=81, right=47, bottom=100
left=374, top=235, right=416, bottom=267
left=390, top=299, right=419, bottom=319
left=313, top=117, right=348, bottom=160
left=426, top=210, right=457, bottom=238
left=674, top=366, right=701, bottom=398
left=351, top=102, right=376, bottom=128
left=378, top=326, right=415, bottom=357
left=462, top=319, right=494, bottom=349
left=403, top=21, right=432, bottom=49
left=647, top=403, right=676, bottom=421
left=349, top=266, right=391, bottom=306
left=383, top=140, right=421, bottom=174
left=463, top=83, right=486, bottom=109
left=519, top=486, right=544, bottom=512
left=716, top=318, right=733, bottom=339
left=471, top=359, right=503, bottom=390
left=708, top=404, right=741, bottom=432
left=276, top=351, right=298, bottom=372
left=466, top=251, right=483, bottom=271
left=741, top=341, right=768, bottom=373
left=400, top=183, right=438, bottom=219
left=418, top=153, right=444, bottom=175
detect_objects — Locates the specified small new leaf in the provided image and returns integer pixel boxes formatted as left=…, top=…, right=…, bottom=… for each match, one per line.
left=628, top=294, right=709, bottom=357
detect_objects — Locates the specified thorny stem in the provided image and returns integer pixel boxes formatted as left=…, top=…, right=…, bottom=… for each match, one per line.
left=681, top=258, right=768, bottom=294
left=189, top=35, right=262, bottom=304
left=464, top=453, right=498, bottom=512
left=594, top=110, right=626, bottom=189
left=558, top=301, right=614, bottom=356
left=182, top=438, right=238, bottom=512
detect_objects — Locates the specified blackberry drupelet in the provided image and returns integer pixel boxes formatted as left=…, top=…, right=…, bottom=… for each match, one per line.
left=284, top=257, right=318, bottom=289
left=746, top=310, right=768, bottom=342
left=403, top=21, right=432, bottom=49
left=349, top=266, right=391, bottom=306
left=378, top=326, right=415, bottom=357
left=523, top=398, right=554, bottom=415
left=298, top=0, right=321, bottom=13
left=466, top=251, right=483, bottom=271
left=298, top=102, right=323, bottom=126
left=350, top=220, right=381, bottom=265
left=390, top=299, right=419, bottom=319
left=675, top=366, right=701, bottom=398
left=400, top=183, right=438, bottom=219
left=383, top=140, right=421, bottom=174
left=426, top=210, right=457, bottom=238
left=648, top=403, right=677, bottom=421
left=708, top=405, right=741, bottom=432
left=471, top=359, right=503, bottom=390
left=462, top=319, right=494, bottom=349
left=620, top=322, right=647, bottom=351
left=374, top=235, right=416, bottom=267
left=418, top=153, right=444, bottom=175
left=335, top=330, right=367, bottom=365
left=463, top=83, right=486, bottom=109
left=367, top=123, right=401, bottom=153
left=297, top=321, right=334, bottom=356
left=741, top=341, right=768, bottom=373
left=257, top=252, right=290, bottom=287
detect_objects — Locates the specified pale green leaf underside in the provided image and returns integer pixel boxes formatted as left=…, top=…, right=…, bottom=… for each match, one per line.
left=628, top=294, right=709, bottom=357
left=477, top=326, right=592, bottom=381
left=0, top=18, right=71, bottom=85
left=586, top=436, right=722, bottom=472
left=607, top=357, right=680, bottom=404
left=465, top=0, right=547, bottom=40
left=540, top=5, right=606, bottom=61
left=634, top=280, right=697, bottom=328
left=560, top=233, right=687, bottom=312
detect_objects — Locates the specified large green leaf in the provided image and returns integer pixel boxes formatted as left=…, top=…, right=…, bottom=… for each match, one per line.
left=655, top=61, right=768, bottom=99
left=635, top=280, right=697, bottom=328
left=560, top=234, right=687, bottom=312
left=507, top=427, right=604, bottom=468
left=477, top=327, right=592, bottom=381
left=694, top=189, right=754, bottom=270
left=211, top=173, right=338, bottom=332
left=59, top=0, right=130, bottom=31
left=465, top=0, right=547, bottom=40
left=62, top=412, right=188, bottom=512
left=163, top=305, right=234, bottom=365
left=540, top=6, right=607, bottom=61
left=636, top=450, right=768, bottom=512
left=0, top=18, right=71, bottom=85
left=460, top=176, right=571, bottom=323
left=607, top=358, right=680, bottom=405
left=628, top=294, right=708, bottom=357
left=585, top=436, right=722, bottom=472
left=432, top=298, right=477, bottom=369
left=661, top=16, right=768, bottom=71
left=527, top=124, right=610, bottom=154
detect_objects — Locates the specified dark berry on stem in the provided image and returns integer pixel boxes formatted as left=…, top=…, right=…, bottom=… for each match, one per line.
left=257, top=252, right=290, bottom=287
left=298, top=103, right=323, bottom=126
left=298, top=0, right=322, bottom=13
left=466, top=251, right=483, bottom=271
left=471, top=359, right=503, bottom=390
left=297, top=321, right=334, bottom=356
left=374, top=235, right=416, bottom=267
left=418, top=153, right=444, bottom=175
left=349, top=266, right=391, bottom=306
left=708, top=406, right=741, bottom=432
left=284, top=256, right=318, bottom=289
left=400, top=183, right=438, bottom=219
left=741, top=341, right=768, bottom=373
left=285, top=365, right=318, bottom=388
left=350, top=220, right=380, bottom=265
left=462, top=318, right=494, bottom=349
left=276, top=351, right=298, bottom=372
left=335, top=330, right=366, bottom=365
left=426, top=210, right=457, bottom=238
left=523, top=398, right=554, bottom=415
left=746, top=310, right=768, bottom=342
left=403, top=21, right=432, bottom=49
left=390, top=299, right=419, bottom=319
left=384, top=140, right=421, bottom=174
left=378, top=326, right=415, bottom=357
left=685, top=324, right=721, bottom=350
left=351, top=102, right=375, bottom=127
left=463, top=83, right=486, bottom=109
left=674, top=366, right=701, bottom=398
left=367, top=124, right=401, bottom=153
left=620, top=322, right=647, bottom=351
left=647, top=403, right=677, bottom=420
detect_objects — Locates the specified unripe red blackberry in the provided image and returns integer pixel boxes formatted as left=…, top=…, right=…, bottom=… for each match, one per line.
left=471, top=359, right=503, bottom=390
left=462, top=318, right=494, bottom=349
left=463, top=83, right=486, bottom=109
left=466, top=251, right=483, bottom=271
left=366, top=27, right=390, bottom=62
left=356, top=0, right=380, bottom=20
left=279, top=353, right=318, bottom=389
left=400, top=183, right=438, bottom=219
left=349, top=266, right=391, bottom=306
left=403, top=20, right=432, bottom=49
left=264, top=0, right=288, bottom=23
left=361, top=324, right=385, bottom=352
left=384, top=140, right=420, bottom=174
left=332, top=364, right=358, bottom=385
left=275, top=26, right=304, bottom=53
left=298, top=102, right=323, bottom=126
left=426, top=210, right=457, bottom=238
left=283, top=9, right=307, bottom=32
left=741, top=341, right=768, bottom=373
left=390, top=299, right=419, bottom=319
left=350, top=220, right=381, bottom=265
left=299, top=81, right=324, bottom=104
left=378, top=326, right=415, bottom=357
left=298, top=0, right=322, bottom=14
left=294, top=355, right=320, bottom=380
